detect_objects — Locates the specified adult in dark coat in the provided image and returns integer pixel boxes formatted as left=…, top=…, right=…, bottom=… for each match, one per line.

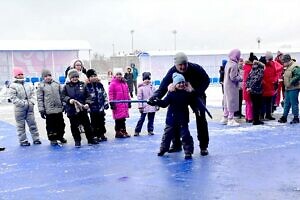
left=148, top=52, right=210, bottom=156
left=124, top=67, right=134, bottom=98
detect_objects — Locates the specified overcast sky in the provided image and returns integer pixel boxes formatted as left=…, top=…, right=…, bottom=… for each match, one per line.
left=0, top=0, right=299, bottom=56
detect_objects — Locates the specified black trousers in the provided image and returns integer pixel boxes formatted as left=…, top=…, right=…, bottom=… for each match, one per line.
left=68, top=111, right=94, bottom=142
left=261, top=96, right=273, bottom=118
left=115, top=118, right=126, bottom=131
left=171, top=96, right=209, bottom=150
left=90, top=111, right=106, bottom=138
left=250, top=93, right=263, bottom=122
left=234, top=89, right=243, bottom=116
left=161, top=124, right=194, bottom=154
left=45, top=112, right=65, bottom=141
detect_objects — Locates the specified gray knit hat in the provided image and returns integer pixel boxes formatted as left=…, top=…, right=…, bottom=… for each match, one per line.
left=68, top=69, right=79, bottom=79
left=41, top=69, right=51, bottom=77
left=282, top=54, right=292, bottom=63
left=174, top=52, right=188, bottom=65
left=265, top=51, right=273, bottom=61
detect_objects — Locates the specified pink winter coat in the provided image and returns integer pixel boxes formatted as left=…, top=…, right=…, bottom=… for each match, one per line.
left=242, top=62, right=253, bottom=101
left=109, top=77, right=130, bottom=119
left=262, top=61, right=277, bottom=97
left=137, top=82, right=157, bottom=113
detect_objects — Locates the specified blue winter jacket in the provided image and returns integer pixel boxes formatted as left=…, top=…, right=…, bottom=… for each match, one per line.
left=86, top=82, right=109, bottom=112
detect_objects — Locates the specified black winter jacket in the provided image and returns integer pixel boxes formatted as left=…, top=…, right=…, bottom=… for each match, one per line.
left=156, top=90, right=197, bottom=126
left=61, top=81, right=92, bottom=116
left=153, top=62, right=210, bottom=99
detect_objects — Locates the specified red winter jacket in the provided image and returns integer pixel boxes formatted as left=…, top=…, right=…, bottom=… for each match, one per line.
left=262, top=61, right=277, bottom=97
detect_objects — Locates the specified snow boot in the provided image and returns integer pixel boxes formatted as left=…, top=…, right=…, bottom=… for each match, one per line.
left=115, top=131, right=126, bottom=138
left=290, top=117, right=299, bottom=124
left=278, top=116, right=287, bottom=123
left=121, top=129, right=131, bottom=137
left=33, top=140, right=42, bottom=145
left=220, top=116, right=228, bottom=125
left=134, top=132, right=140, bottom=136
left=75, top=141, right=81, bottom=148
left=0, top=147, right=5, bottom=151
left=157, top=150, right=167, bottom=156
left=20, top=141, right=31, bottom=146
left=200, top=149, right=209, bottom=156
left=148, top=131, right=154, bottom=136
left=185, top=153, right=192, bottom=159
left=59, top=138, right=67, bottom=144
left=253, top=120, right=264, bottom=125
left=50, top=140, right=59, bottom=146
left=227, top=119, right=239, bottom=126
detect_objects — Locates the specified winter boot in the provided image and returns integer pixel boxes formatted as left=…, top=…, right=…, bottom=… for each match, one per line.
left=253, top=120, right=264, bottom=125
left=59, top=138, right=67, bottom=144
left=88, top=138, right=99, bottom=146
left=75, top=141, right=81, bottom=148
left=200, top=149, right=209, bottom=156
left=50, top=140, right=59, bottom=146
left=227, top=119, right=239, bottom=126
left=157, top=150, right=167, bottom=156
left=0, top=147, right=5, bottom=151
left=33, top=140, right=42, bottom=145
left=121, top=129, right=131, bottom=138
left=100, top=135, right=107, bottom=141
left=220, top=116, right=228, bottom=125
left=278, top=116, right=287, bottom=123
left=290, top=117, right=300, bottom=124
left=134, top=132, right=140, bottom=136
left=265, top=115, right=275, bottom=120
left=148, top=131, right=154, bottom=136
left=184, top=153, right=192, bottom=159
left=115, top=131, right=126, bottom=138
left=20, top=141, right=31, bottom=146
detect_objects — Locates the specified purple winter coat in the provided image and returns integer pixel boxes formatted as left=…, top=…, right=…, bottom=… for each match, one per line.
left=137, top=82, right=157, bottom=113
left=109, top=77, right=130, bottom=119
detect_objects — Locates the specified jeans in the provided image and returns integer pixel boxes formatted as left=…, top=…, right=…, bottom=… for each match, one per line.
left=135, top=112, right=155, bottom=133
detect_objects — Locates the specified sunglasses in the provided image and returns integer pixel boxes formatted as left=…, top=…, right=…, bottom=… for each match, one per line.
left=177, top=81, right=185, bottom=85
left=18, top=74, right=24, bottom=76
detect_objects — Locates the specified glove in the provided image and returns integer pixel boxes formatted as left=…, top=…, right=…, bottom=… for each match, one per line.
left=128, top=103, right=131, bottom=109
left=40, top=111, right=46, bottom=119
left=83, top=104, right=89, bottom=109
left=69, top=99, right=75, bottom=104
left=147, top=96, right=158, bottom=106
left=109, top=102, right=115, bottom=110
left=104, top=104, right=109, bottom=110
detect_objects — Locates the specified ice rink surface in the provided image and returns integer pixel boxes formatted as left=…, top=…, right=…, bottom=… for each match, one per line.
left=1, top=85, right=300, bottom=200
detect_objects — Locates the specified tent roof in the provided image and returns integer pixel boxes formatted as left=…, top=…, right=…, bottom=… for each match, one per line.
left=0, top=40, right=92, bottom=51
left=141, top=48, right=300, bottom=56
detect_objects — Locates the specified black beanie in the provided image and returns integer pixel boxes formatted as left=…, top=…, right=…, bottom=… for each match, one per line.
left=86, top=69, right=97, bottom=78
left=259, top=56, right=267, bottom=65
left=142, top=72, right=151, bottom=81
left=249, top=52, right=258, bottom=62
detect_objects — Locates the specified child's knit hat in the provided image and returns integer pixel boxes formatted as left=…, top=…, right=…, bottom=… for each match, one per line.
left=13, top=67, right=24, bottom=77
left=172, top=72, right=185, bottom=85
left=68, top=69, right=79, bottom=79
left=41, top=69, right=52, bottom=78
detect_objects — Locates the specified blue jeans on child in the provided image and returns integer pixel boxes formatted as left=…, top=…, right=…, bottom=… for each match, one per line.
left=135, top=112, right=155, bottom=133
